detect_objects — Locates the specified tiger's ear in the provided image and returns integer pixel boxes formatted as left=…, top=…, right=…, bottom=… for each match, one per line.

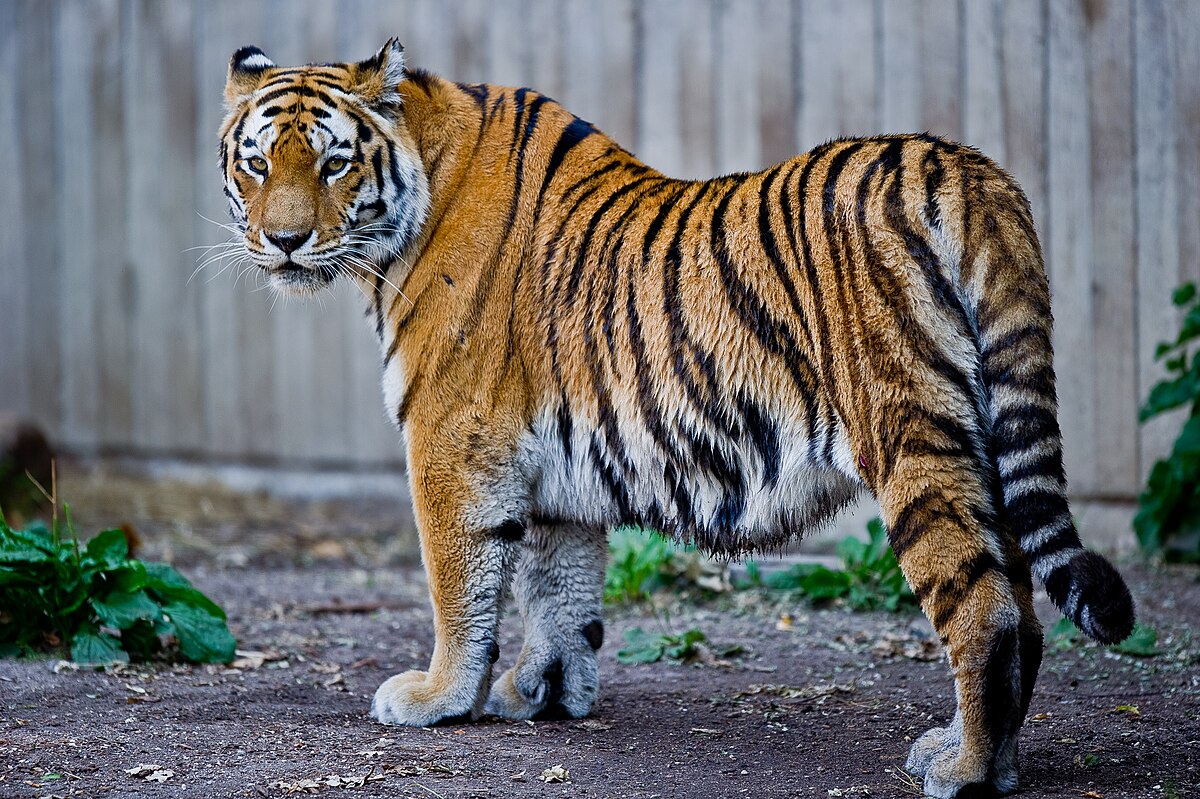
left=225, top=46, right=275, bottom=108
left=352, top=38, right=406, bottom=107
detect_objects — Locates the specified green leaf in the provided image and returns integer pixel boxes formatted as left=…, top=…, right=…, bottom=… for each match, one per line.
left=161, top=601, right=235, bottom=663
left=763, top=563, right=819, bottom=591
left=797, top=567, right=853, bottom=601
left=663, top=628, right=707, bottom=660
left=143, top=562, right=225, bottom=619
left=70, top=629, right=129, bottom=665
left=108, top=561, right=150, bottom=593
left=83, top=529, right=127, bottom=567
left=1110, top=623, right=1162, bottom=657
left=91, top=589, right=161, bottom=629
left=1172, top=414, right=1200, bottom=457
left=1173, top=282, right=1197, bottom=306
left=120, top=619, right=164, bottom=660
left=616, top=627, right=666, bottom=664
left=1140, top=375, right=1197, bottom=420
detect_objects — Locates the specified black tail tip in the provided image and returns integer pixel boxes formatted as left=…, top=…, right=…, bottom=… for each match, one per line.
left=1070, top=551, right=1135, bottom=645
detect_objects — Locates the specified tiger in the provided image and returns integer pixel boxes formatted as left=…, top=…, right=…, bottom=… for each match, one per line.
left=217, top=39, right=1136, bottom=798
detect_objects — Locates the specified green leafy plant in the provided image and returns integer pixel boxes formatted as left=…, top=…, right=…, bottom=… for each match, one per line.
left=604, top=526, right=676, bottom=604
left=756, top=518, right=917, bottom=612
left=0, top=514, right=236, bottom=665
left=1135, top=281, right=1200, bottom=562
left=603, top=526, right=731, bottom=604
left=616, top=626, right=742, bottom=665
left=1048, top=617, right=1162, bottom=658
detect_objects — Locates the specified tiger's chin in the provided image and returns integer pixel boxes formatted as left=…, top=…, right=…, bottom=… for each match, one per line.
left=264, top=261, right=335, bottom=295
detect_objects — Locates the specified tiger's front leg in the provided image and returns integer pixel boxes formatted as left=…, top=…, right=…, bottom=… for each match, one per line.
left=486, top=523, right=607, bottom=720
left=370, top=447, right=522, bottom=726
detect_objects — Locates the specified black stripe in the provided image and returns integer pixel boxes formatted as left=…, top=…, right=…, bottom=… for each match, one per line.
left=395, top=369, right=421, bottom=426
left=589, top=437, right=635, bottom=520
left=981, top=626, right=1022, bottom=753
left=534, top=117, right=597, bottom=213
left=556, top=392, right=574, bottom=466
left=255, top=83, right=336, bottom=107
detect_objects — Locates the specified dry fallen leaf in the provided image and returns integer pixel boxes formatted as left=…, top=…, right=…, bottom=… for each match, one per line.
left=574, top=719, right=612, bottom=731
left=510, top=770, right=526, bottom=782
left=540, top=765, right=569, bottom=783
left=125, top=764, right=173, bottom=783
left=230, top=649, right=286, bottom=669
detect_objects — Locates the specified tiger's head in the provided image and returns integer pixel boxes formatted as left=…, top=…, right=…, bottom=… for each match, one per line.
left=218, top=38, right=429, bottom=294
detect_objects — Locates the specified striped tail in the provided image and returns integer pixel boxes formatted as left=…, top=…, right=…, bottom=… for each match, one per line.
left=972, top=178, right=1135, bottom=645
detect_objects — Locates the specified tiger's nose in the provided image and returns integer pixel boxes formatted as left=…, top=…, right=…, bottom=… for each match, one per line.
left=265, top=230, right=312, bottom=254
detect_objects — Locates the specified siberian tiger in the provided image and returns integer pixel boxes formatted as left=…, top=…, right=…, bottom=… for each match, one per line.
left=217, top=39, right=1135, bottom=798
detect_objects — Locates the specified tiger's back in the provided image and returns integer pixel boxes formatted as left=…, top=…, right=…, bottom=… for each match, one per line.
left=219, top=42, right=1134, bottom=798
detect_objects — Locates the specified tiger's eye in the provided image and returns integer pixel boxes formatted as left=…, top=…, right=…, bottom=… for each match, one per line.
left=322, top=157, right=348, bottom=177
left=246, top=156, right=268, bottom=174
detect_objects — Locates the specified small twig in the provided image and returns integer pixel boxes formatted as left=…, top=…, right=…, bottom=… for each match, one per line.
left=302, top=601, right=409, bottom=616
left=414, top=783, right=445, bottom=799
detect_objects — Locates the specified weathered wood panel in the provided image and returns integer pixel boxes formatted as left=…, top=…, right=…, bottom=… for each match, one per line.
left=1, top=0, right=1196, bottom=509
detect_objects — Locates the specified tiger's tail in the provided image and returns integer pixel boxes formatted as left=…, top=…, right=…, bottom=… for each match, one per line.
left=968, top=165, right=1135, bottom=645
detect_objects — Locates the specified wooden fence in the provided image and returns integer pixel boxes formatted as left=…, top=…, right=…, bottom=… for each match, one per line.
left=1, top=0, right=1198, bottom=512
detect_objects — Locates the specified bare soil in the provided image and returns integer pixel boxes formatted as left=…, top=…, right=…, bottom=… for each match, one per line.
left=2, top=466, right=1198, bottom=798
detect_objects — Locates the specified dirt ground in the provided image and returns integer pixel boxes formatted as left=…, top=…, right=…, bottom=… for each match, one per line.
left=2, top=466, right=1198, bottom=798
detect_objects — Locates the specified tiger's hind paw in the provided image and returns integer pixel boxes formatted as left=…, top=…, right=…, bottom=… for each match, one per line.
left=906, top=723, right=1017, bottom=798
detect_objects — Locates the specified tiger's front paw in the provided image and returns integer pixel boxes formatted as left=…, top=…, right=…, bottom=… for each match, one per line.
left=485, top=646, right=599, bottom=720
left=370, top=670, right=479, bottom=726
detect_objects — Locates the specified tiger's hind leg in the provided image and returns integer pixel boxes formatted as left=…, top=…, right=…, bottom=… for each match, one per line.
left=879, top=452, right=1042, bottom=798
left=485, top=523, right=607, bottom=720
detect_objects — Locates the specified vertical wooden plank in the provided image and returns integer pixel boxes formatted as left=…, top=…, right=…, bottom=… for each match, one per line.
left=194, top=0, right=256, bottom=460
left=798, top=0, right=878, bottom=145
left=562, top=0, right=636, bottom=146
left=962, top=0, right=1006, bottom=161
left=1087, top=0, right=1137, bottom=496
left=55, top=0, right=107, bottom=451
left=1136, top=0, right=1200, bottom=479
left=0, top=2, right=30, bottom=420
left=91, top=0, right=135, bottom=449
left=637, top=0, right=687, bottom=177
left=916, top=0, right=962, bottom=138
left=525, top=0, right=564, bottom=99
left=450, top=0, right=491, bottom=82
left=15, top=1, right=62, bottom=435
left=1046, top=0, right=1096, bottom=495
left=408, top=0, right=454, bottom=77
left=678, top=0, right=717, bottom=179
left=880, top=0, right=922, bottom=134
left=715, top=0, right=760, bottom=173
left=637, top=0, right=716, bottom=179
left=757, top=0, right=797, bottom=166
left=1173, top=3, right=1200, bottom=330
left=486, top=0, right=527, bottom=87
left=999, top=0, right=1047, bottom=226
left=125, top=0, right=204, bottom=454
left=1134, top=0, right=1179, bottom=479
